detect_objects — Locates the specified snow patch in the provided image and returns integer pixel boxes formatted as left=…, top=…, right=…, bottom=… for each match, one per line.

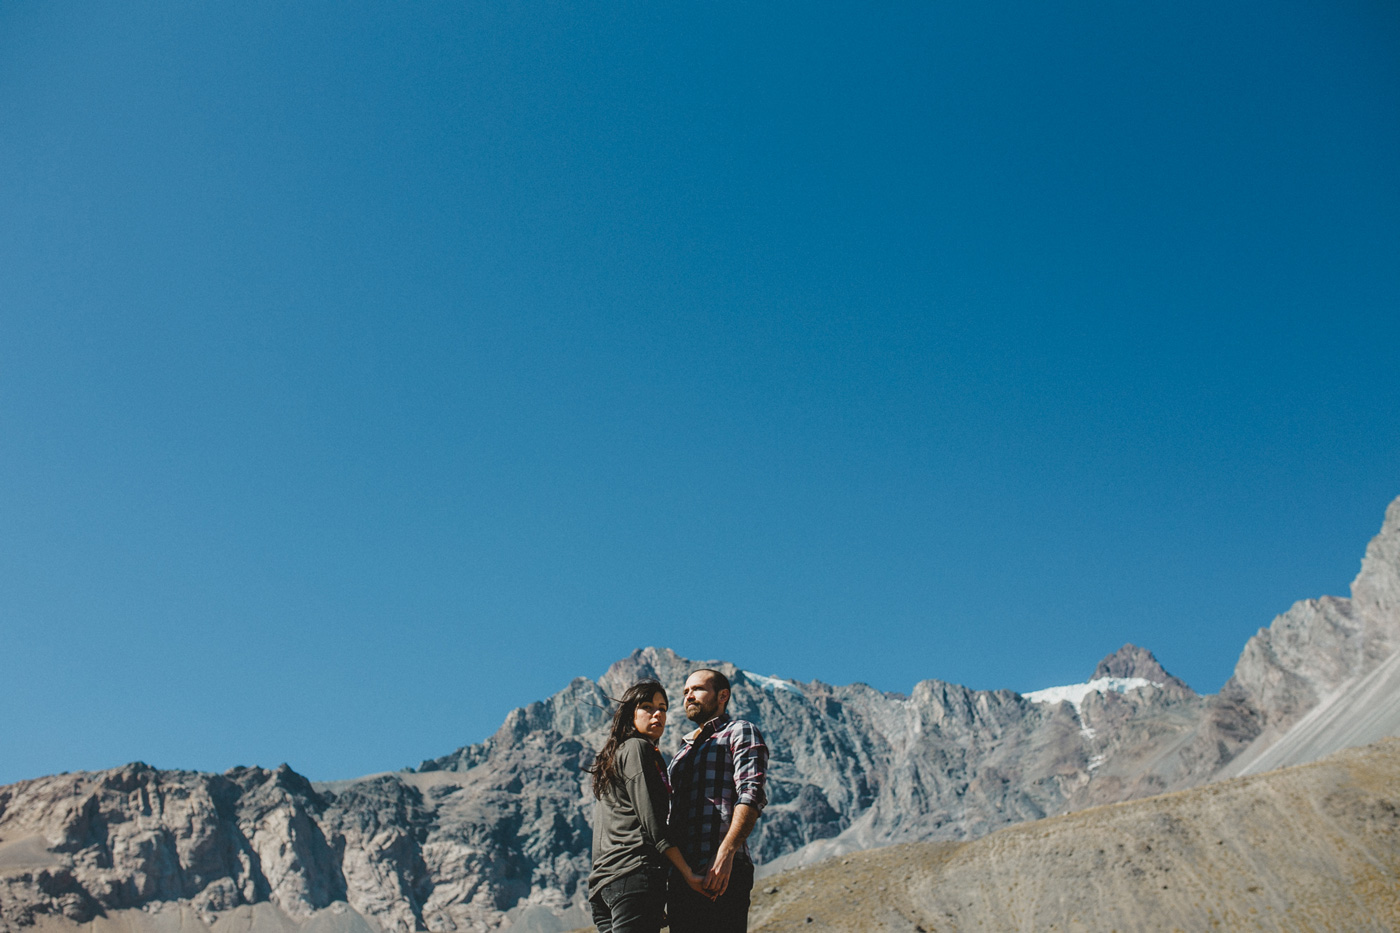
left=1023, top=677, right=1159, bottom=711
left=743, top=672, right=804, bottom=696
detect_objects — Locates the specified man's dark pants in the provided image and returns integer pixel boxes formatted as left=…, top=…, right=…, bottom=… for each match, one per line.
left=667, top=860, right=753, bottom=933
left=589, top=867, right=667, bottom=933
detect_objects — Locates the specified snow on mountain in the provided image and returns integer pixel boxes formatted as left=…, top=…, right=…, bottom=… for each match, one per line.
left=741, top=672, right=805, bottom=696
left=1022, top=676, right=1161, bottom=711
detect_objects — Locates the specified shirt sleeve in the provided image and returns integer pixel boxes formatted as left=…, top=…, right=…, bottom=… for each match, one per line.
left=730, top=721, right=769, bottom=813
left=621, top=740, right=674, bottom=856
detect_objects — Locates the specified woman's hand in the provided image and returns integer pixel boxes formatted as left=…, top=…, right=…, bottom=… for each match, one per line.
left=684, top=870, right=715, bottom=900
left=662, top=846, right=717, bottom=901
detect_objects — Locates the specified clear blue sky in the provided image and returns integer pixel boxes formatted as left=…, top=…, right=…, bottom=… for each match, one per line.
left=2, top=1, right=1397, bottom=785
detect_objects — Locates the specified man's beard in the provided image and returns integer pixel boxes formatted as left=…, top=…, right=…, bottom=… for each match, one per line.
left=685, top=698, right=718, bottom=724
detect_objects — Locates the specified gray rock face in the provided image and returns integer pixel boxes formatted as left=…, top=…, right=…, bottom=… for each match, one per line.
left=0, top=764, right=342, bottom=930
left=3, top=497, right=1398, bottom=933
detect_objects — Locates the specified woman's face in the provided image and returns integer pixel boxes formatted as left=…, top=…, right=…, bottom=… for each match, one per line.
left=633, top=691, right=668, bottom=743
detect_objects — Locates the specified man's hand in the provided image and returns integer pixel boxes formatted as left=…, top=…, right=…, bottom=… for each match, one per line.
left=704, top=803, right=758, bottom=897
left=704, top=843, right=736, bottom=897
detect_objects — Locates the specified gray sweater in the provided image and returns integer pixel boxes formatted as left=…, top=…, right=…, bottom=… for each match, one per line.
left=588, top=737, right=674, bottom=899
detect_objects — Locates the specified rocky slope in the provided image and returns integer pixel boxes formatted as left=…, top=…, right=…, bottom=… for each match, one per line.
left=0, top=765, right=345, bottom=929
left=747, top=737, right=1400, bottom=932
left=2, top=497, right=1398, bottom=933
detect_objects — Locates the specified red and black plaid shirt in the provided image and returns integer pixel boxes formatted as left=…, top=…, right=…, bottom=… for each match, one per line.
left=666, top=713, right=768, bottom=869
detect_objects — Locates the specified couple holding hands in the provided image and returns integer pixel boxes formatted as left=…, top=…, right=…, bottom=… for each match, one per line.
left=587, top=669, right=768, bottom=933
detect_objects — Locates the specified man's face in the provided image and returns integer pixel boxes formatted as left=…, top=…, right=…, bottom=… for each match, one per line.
left=683, top=672, right=728, bottom=724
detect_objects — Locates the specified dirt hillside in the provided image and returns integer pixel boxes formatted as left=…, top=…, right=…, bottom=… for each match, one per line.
left=745, top=738, right=1400, bottom=933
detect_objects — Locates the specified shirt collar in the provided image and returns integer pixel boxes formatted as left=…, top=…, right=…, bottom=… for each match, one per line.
left=683, top=711, right=731, bottom=744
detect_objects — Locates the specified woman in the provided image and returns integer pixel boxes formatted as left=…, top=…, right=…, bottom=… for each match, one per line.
left=588, top=680, right=708, bottom=933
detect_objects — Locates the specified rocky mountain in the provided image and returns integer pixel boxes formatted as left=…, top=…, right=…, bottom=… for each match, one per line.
left=2, top=496, right=1398, bottom=933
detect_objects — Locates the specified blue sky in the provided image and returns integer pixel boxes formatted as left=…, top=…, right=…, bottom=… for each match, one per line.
left=2, top=1, right=1397, bottom=785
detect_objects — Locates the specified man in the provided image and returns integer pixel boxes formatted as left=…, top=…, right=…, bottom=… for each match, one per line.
left=666, top=668, right=768, bottom=933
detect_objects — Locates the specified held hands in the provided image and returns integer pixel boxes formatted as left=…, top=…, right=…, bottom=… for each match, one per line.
left=683, top=869, right=715, bottom=900
left=664, top=848, right=716, bottom=902
left=703, top=844, right=736, bottom=897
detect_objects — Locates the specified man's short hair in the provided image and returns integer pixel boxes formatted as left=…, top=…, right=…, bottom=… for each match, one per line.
left=693, top=668, right=731, bottom=694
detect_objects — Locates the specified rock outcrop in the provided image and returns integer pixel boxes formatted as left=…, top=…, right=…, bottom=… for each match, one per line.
left=0, top=764, right=342, bottom=929
left=2, top=497, right=1398, bottom=933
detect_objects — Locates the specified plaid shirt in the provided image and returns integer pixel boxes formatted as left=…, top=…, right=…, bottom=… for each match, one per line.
left=666, top=713, right=768, bottom=869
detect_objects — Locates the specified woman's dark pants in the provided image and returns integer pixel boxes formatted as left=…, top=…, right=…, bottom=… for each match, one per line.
left=589, top=868, right=667, bottom=933
left=667, top=859, right=754, bottom=933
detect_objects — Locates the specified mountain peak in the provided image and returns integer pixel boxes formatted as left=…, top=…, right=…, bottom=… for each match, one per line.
left=1350, top=495, right=1400, bottom=634
left=1092, top=644, right=1192, bottom=693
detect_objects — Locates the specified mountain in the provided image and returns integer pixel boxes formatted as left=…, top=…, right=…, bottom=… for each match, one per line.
left=2, top=497, right=1398, bottom=933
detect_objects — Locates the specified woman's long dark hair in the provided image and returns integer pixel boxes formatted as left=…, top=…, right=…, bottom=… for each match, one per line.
left=590, top=680, right=666, bottom=800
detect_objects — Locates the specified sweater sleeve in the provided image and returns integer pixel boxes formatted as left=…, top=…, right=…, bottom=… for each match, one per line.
left=620, top=740, right=673, bottom=856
